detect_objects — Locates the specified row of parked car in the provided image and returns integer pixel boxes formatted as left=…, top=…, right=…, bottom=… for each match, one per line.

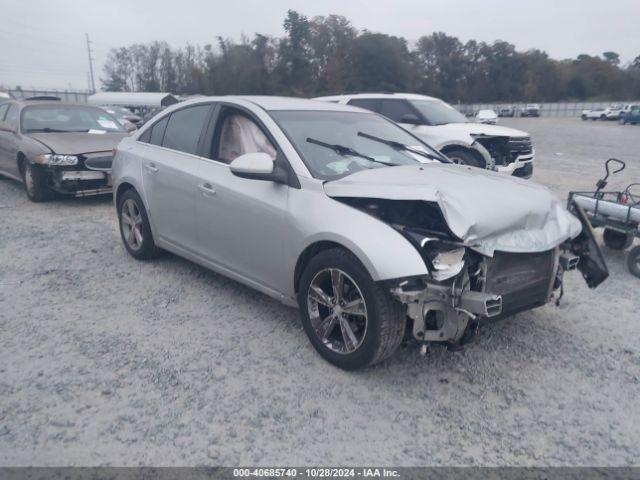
left=581, top=103, right=640, bottom=124
left=0, top=92, right=536, bottom=202
left=0, top=92, right=607, bottom=369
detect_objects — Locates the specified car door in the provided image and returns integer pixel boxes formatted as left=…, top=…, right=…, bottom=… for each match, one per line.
left=0, top=103, right=16, bottom=176
left=194, top=104, right=290, bottom=294
left=140, top=103, right=212, bottom=252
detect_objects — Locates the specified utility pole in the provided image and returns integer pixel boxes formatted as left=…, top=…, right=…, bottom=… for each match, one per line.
left=85, top=33, right=96, bottom=93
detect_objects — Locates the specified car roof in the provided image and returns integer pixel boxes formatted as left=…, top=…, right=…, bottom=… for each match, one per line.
left=313, top=92, right=441, bottom=102
left=180, top=95, right=369, bottom=113
left=12, top=99, right=98, bottom=108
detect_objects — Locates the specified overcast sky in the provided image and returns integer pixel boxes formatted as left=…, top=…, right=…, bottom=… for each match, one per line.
left=1, top=0, right=638, bottom=91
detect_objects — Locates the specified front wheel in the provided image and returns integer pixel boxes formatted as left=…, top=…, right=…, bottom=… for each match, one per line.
left=298, top=248, right=405, bottom=370
left=628, top=246, right=640, bottom=278
left=444, top=149, right=482, bottom=168
left=21, top=162, right=51, bottom=202
left=603, top=228, right=634, bottom=250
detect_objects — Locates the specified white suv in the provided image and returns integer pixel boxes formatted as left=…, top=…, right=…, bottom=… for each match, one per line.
left=314, top=93, right=535, bottom=178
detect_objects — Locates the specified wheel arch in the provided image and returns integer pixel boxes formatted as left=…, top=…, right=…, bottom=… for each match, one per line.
left=16, top=151, right=28, bottom=172
left=294, top=240, right=355, bottom=295
left=115, top=181, right=137, bottom=207
left=439, top=143, right=488, bottom=168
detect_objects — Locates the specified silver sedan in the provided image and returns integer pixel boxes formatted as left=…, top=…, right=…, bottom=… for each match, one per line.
left=112, top=96, right=607, bottom=370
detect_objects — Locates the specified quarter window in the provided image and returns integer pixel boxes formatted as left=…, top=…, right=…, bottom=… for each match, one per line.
left=162, top=105, right=210, bottom=155
left=149, top=116, right=168, bottom=145
left=0, top=103, right=9, bottom=121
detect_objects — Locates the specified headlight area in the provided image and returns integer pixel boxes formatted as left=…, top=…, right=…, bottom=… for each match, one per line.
left=390, top=229, right=503, bottom=348
left=34, top=154, right=79, bottom=166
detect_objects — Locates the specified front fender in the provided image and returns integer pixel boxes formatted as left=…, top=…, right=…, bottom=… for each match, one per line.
left=287, top=182, right=429, bottom=292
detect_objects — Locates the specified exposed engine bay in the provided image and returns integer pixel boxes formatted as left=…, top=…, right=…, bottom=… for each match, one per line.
left=336, top=196, right=608, bottom=347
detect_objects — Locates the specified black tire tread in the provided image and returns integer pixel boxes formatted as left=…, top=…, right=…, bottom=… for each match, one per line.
left=628, top=245, right=640, bottom=278
left=22, top=162, right=51, bottom=202
left=603, top=228, right=634, bottom=250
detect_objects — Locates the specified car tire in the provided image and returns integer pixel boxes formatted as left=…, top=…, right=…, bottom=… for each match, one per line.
left=627, top=245, right=640, bottom=278
left=117, top=189, right=161, bottom=260
left=297, top=248, right=405, bottom=370
left=444, top=149, right=482, bottom=168
left=581, top=115, right=587, bottom=120
left=603, top=228, right=634, bottom=250
left=600, top=114, right=607, bottom=120
left=20, top=161, right=52, bottom=202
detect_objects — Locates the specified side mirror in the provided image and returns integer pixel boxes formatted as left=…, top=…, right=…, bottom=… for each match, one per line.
left=0, top=121, right=16, bottom=133
left=400, top=113, right=421, bottom=125
left=123, top=121, right=137, bottom=132
left=230, top=152, right=276, bottom=180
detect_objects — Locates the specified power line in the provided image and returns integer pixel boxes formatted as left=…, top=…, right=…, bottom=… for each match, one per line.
left=86, top=33, right=96, bottom=94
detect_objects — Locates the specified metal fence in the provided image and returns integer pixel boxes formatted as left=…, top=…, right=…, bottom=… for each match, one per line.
left=7, top=88, right=90, bottom=104
left=456, top=101, right=639, bottom=117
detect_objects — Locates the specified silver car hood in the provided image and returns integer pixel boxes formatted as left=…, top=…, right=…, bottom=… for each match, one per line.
left=324, top=163, right=581, bottom=256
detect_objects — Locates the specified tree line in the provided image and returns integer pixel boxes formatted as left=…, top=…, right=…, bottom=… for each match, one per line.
left=102, top=10, right=640, bottom=103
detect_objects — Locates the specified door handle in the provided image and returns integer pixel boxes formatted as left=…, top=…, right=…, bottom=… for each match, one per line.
left=144, top=162, right=158, bottom=173
left=198, top=183, right=216, bottom=196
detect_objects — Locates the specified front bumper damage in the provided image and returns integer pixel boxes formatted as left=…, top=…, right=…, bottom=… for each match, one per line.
left=39, top=152, right=113, bottom=197
left=389, top=237, right=599, bottom=347
left=474, top=136, right=534, bottom=178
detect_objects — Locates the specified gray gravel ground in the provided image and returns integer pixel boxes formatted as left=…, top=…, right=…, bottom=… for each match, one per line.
left=0, top=118, right=639, bottom=466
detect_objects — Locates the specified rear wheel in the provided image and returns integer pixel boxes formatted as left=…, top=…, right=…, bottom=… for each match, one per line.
left=627, top=246, right=640, bottom=278
left=444, top=149, right=482, bottom=168
left=298, top=248, right=405, bottom=370
left=603, top=228, right=634, bottom=250
left=117, top=189, right=160, bottom=260
left=21, top=161, right=51, bottom=202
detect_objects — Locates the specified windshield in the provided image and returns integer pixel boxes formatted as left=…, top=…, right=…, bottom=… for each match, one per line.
left=270, top=111, right=444, bottom=180
left=409, top=99, right=468, bottom=125
left=21, top=105, right=125, bottom=133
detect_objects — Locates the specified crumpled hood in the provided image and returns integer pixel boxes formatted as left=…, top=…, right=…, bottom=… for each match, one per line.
left=324, top=163, right=581, bottom=256
left=27, top=132, right=128, bottom=155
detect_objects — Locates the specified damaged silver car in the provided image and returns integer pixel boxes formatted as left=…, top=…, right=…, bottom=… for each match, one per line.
left=112, top=97, right=607, bottom=370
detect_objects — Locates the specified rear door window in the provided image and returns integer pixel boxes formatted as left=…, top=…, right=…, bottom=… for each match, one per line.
left=162, top=105, right=211, bottom=155
left=347, top=98, right=382, bottom=113
left=4, top=105, right=18, bottom=128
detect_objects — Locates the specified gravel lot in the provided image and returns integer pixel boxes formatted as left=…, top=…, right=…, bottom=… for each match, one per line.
left=1, top=117, right=639, bottom=466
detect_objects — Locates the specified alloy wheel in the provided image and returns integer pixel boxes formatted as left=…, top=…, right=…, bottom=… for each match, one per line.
left=307, top=268, right=368, bottom=354
left=121, top=199, right=144, bottom=250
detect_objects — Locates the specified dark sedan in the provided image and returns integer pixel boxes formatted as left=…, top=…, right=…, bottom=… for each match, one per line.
left=0, top=99, right=128, bottom=201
